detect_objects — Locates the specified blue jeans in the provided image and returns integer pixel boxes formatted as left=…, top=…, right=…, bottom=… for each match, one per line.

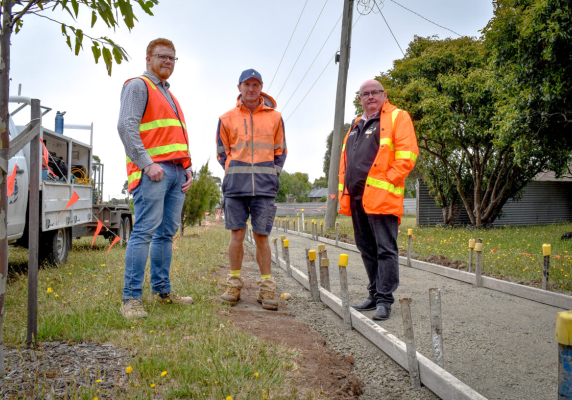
left=123, top=162, right=186, bottom=300
left=350, top=197, right=399, bottom=308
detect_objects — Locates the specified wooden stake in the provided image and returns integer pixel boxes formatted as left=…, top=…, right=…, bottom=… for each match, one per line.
left=335, top=222, right=339, bottom=246
left=468, top=239, right=475, bottom=273
left=339, top=254, right=352, bottom=330
left=26, top=99, right=41, bottom=348
left=320, top=221, right=324, bottom=237
left=318, top=244, right=330, bottom=290
left=271, top=238, right=279, bottom=269
left=306, top=249, right=320, bottom=301
left=542, top=244, right=551, bottom=291
left=407, top=229, right=413, bottom=268
left=283, top=239, right=292, bottom=277
left=429, top=288, right=444, bottom=368
left=474, top=240, right=483, bottom=288
left=280, top=235, right=286, bottom=261
left=400, top=298, right=421, bottom=388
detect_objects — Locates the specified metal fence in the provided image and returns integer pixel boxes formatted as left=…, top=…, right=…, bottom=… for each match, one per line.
left=417, top=179, right=572, bottom=226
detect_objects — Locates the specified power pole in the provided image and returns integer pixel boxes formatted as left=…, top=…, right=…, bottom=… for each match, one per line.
left=325, top=0, right=354, bottom=229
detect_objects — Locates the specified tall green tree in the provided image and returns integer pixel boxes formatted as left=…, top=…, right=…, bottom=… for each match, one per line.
left=323, top=123, right=350, bottom=184
left=181, top=163, right=220, bottom=230
left=276, top=171, right=312, bottom=202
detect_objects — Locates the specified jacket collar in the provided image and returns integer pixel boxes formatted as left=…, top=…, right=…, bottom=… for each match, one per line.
left=236, top=91, right=277, bottom=113
left=358, top=100, right=397, bottom=124
left=143, top=71, right=170, bottom=89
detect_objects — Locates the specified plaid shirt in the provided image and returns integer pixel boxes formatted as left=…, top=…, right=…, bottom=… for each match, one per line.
left=117, top=71, right=190, bottom=171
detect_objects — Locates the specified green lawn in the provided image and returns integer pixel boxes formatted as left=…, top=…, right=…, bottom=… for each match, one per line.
left=5, top=225, right=301, bottom=399
left=281, top=214, right=572, bottom=292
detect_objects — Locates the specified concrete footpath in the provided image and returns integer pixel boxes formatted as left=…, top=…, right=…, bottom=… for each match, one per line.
left=270, top=230, right=561, bottom=400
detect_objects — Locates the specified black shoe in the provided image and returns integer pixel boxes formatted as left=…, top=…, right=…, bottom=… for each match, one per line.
left=372, top=305, right=391, bottom=321
left=351, top=298, right=377, bottom=311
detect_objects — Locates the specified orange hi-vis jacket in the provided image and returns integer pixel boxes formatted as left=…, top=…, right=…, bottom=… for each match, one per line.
left=216, top=92, right=287, bottom=197
left=338, top=101, right=418, bottom=223
left=125, top=75, right=191, bottom=193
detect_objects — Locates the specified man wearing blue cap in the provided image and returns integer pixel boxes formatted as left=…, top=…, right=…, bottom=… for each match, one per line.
left=216, top=69, right=287, bottom=310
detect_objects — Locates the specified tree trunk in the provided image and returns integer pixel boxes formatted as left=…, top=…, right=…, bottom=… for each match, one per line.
left=0, top=0, right=13, bottom=378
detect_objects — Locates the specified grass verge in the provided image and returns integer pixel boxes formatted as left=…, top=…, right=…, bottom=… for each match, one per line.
left=284, top=214, right=572, bottom=291
left=5, top=224, right=300, bottom=399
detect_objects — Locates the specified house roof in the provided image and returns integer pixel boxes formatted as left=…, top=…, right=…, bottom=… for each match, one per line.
left=534, top=170, right=572, bottom=182
left=309, top=188, right=328, bottom=198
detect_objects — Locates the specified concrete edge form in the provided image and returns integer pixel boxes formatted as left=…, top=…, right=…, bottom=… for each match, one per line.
left=273, top=227, right=572, bottom=310
left=266, top=247, right=488, bottom=400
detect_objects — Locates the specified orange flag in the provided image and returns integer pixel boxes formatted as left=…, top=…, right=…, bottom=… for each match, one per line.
left=40, top=138, right=55, bottom=176
left=106, top=236, right=121, bottom=254
left=7, top=163, right=17, bottom=197
left=91, top=220, right=104, bottom=248
left=65, top=190, right=79, bottom=209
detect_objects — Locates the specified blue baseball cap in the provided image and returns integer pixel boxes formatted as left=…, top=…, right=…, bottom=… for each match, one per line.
left=239, top=69, right=263, bottom=84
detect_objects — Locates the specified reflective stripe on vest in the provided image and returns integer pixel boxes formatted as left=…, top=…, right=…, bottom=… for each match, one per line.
left=366, top=176, right=405, bottom=196
left=380, top=138, right=394, bottom=150
left=128, top=171, right=142, bottom=185
left=395, top=150, right=418, bottom=162
left=139, top=119, right=186, bottom=132
left=126, top=143, right=189, bottom=164
left=392, top=109, right=401, bottom=125
left=342, top=143, right=346, bottom=151
left=226, top=166, right=277, bottom=175
left=140, top=76, right=157, bottom=90
left=338, top=183, right=344, bottom=191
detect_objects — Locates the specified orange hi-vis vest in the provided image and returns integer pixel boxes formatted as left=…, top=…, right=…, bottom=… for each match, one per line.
left=338, top=101, right=418, bottom=223
left=125, top=75, right=191, bottom=193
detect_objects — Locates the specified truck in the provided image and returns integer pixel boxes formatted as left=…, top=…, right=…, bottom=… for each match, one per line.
left=7, top=96, right=132, bottom=264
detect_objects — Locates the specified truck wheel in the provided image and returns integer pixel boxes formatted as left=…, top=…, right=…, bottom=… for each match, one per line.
left=122, top=216, right=131, bottom=246
left=39, top=228, right=70, bottom=265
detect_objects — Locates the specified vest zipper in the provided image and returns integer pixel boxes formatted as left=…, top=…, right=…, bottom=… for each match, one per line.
left=250, top=112, right=255, bottom=196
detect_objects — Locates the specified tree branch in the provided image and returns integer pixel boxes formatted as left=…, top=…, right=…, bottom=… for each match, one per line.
left=10, top=0, right=39, bottom=27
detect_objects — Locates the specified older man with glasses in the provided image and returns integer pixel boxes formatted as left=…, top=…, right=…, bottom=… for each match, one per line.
left=117, top=38, right=194, bottom=319
left=337, top=79, right=418, bottom=321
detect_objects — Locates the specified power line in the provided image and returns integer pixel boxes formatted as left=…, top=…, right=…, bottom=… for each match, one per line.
left=285, top=15, right=362, bottom=122
left=267, top=0, right=311, bottom=92
left=389, top=0, right=461, bottom=37
left=275, top=0, right=331, bottom=100
left=281, top=13, right=343, bottom=112
left=374, top=0, right=404, bottom=56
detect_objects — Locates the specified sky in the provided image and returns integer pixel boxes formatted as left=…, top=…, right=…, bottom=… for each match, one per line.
left=8, top=0, right=494, bottom=199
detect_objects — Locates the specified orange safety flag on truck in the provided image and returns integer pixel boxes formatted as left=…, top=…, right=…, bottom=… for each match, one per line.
left=91, top=220, right=104, bottom=248
left=338, top=101, right=418, bottom=224
left=125, top=76, right=191, bottom=193
left=40, top=138, right=55, bottom=175
left=7, top=163, right=17, bottom=197
left=65, top=190, right=79, bottom=209
left=107, top=236, right=121, bottom=254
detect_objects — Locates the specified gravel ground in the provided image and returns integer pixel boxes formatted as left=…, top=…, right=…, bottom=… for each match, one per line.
left=268, top=230, right=561, bottom=400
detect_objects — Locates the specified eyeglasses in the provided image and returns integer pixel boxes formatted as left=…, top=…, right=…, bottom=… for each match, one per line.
left=151, top=54, right=178, bottom=63
left=360, top=89, right=384, bottom=98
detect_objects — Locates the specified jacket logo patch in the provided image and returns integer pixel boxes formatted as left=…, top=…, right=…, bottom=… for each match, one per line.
left=365, top=128, right=374, bottom=136
left=349, top=130, right=357, bottom=136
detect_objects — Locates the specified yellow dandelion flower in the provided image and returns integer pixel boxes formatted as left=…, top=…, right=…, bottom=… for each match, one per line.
left=226, top=397, right=232, bottom=400
left=149, top=330, right=154, bottom=333
left=126, top=366, right=133, bottom=374
left=150, top=347, right=153, bottom=350
left=55, top=294, right=59, bottom=297
left=161, top=371, right=168, bottom=377
left=96, top=379, right=101, bottom=383
left=254, top=372, right=259, bottom=378
left=105, top=292, right=109, bottom=296
left=47, top=288, right=53, bottom=293
left=150, top=383, right=155, bottom=388
left=93, top=398, right=98, bottom=400
left=101, top=264, right=106, bottom=267
left=69, top=272, right=72, bottom=275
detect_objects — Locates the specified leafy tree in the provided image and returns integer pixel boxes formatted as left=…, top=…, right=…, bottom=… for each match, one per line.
left=356, top=33, right=571, bottom=227
left=312, top=176, right=328, bottom=189
left=181, top=163, right=220, bottom=231
left=276, top=171, right=312, bottom=202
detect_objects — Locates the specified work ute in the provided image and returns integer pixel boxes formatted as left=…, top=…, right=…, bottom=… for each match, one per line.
left=7, top=96, right=132, bottom=265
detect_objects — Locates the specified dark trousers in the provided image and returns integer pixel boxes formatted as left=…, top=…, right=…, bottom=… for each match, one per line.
left=350, top=197, right=399, bottom=308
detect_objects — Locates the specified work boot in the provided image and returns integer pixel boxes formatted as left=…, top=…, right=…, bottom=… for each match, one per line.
left=151, top=291, right=194, bottom=305
left=221, top=274, right=244, bottom=306
left=120, top=299, right=148, bottom=320
left=257, top=277, right=279, bottom=311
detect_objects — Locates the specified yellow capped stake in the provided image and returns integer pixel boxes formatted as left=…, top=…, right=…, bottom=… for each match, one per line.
left=318, top=244, right=326, bottom=252
left=335, top=222, right=339, bottom=226
left=555, top=310, right=572, bottom=345
left=246, top=221, right=249, bottom=225
left=308, top=250, right=317, bottom=261
left=407, top=229, right=413, bottom=236
left=271, top=237, right=277, bottom=243
left=339, top=254, right=349, bottom=267
left=283, top=239, right=289, bottom=248
left=474, top=243, right=483, bottom=252
left=297, top=213, right=299, bottom=216
left=320, top=221, right=324, bottom=226
left=469, top=239, right=475, bottom=249
left=301, top=209, right=305, bottom=212
left=280, top=235, right=286, bottom=241
left=543, top=244, right=552, bottom=256
left=312, top=219, right=315, bottom=224
left=321, top=258, right=329, bottom=267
